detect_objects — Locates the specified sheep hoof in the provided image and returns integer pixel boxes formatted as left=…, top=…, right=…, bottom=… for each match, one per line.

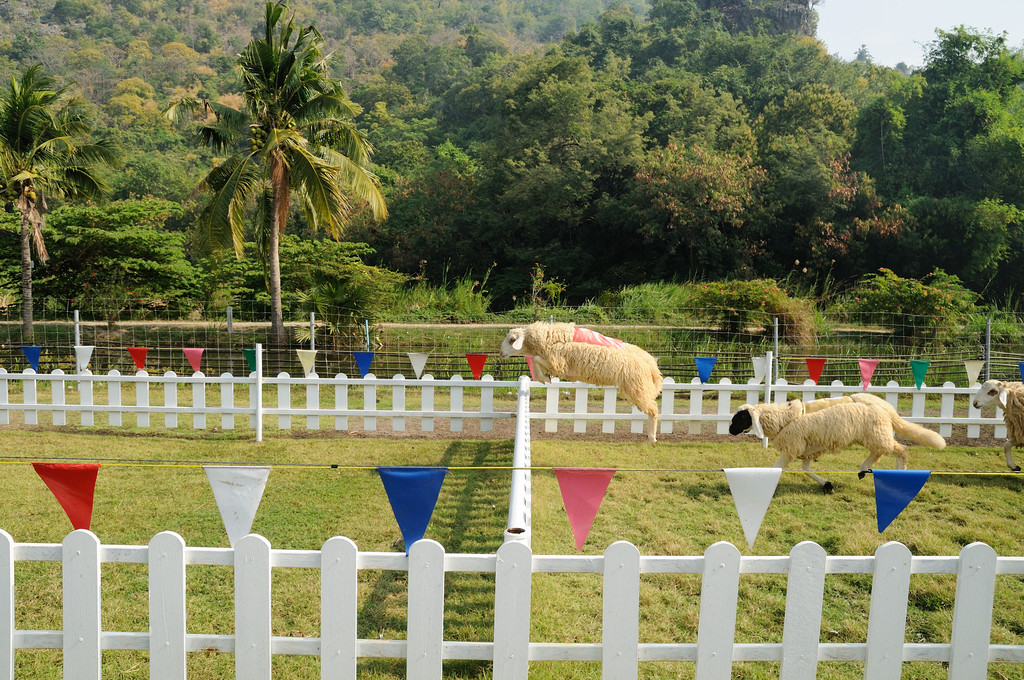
left=822, top=481, right=835, bottom=494
left=1013, top=466, right=1021, bottom=473
left=858, top=471, right=868, bottom=480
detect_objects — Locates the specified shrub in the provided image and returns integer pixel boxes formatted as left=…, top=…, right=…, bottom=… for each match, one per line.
left=684, top=279, right=815, bottom=347
left=842, top=268, right=979, bottom=343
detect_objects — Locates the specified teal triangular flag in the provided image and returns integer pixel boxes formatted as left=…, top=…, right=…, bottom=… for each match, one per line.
left=695, top=356, right=717, bottom=383
left=21, top=346, right=41, bottom=372
left=377, top=467, right=448, bottom=553
left=910, top=360, right=929, bottom=389
left=243, top=348, right=257, bottom=373
left=874, top=469, right=931, bottom=532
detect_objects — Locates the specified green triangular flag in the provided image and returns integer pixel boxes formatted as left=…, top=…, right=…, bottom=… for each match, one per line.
left=909, top=360, right=929, bottom=390
left=243, top=348, right=257, bottom=373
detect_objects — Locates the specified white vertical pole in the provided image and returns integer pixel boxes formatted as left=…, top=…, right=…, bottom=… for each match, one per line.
left=255, top=343, right=264, bottom=443
left=310, top=312, right=316, bottom=351
left=64, top=530, right=101, bottom=680
left=74, top=309, right=80, bottom=348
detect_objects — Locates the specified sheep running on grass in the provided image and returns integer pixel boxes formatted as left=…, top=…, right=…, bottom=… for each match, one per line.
left=729, top=393, right=947, bottom=492
left=499, top=322, right=663, bottom=444
left=971, top=379, right=1024, bottom=472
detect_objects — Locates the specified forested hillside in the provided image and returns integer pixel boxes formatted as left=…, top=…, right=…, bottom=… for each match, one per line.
left=1, top=0, right=1023, bottom=311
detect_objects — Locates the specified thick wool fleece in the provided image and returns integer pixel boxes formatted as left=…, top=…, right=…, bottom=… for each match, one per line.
left=500, top=322, right=663, bottom=443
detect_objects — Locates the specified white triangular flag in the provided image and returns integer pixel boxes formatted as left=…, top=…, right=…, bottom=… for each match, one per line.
left=204, top=466, right=270, bottom=547
left=408, top=352, right=429, bottom=379
left=296, top=349, right=317, bottom=377
left=74, top=345, right=95, bottom=373
left=724, top=467, right=782, bottom=549
left=751, top=356, right=766, bottom=383
left=963, top=360, right=984, bottom=386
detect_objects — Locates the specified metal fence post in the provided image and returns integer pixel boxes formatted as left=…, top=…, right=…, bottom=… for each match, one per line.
left=74, top=309, right=80, bottom=347
left=773, top=317, right=780, bottom=383
left=310, top=312, right=315, bottom=352
left=985, top=318, right=991, bottom=381
left=226, top=306, right=233, bottom=334
left=255, top=343, right=263, bottom=443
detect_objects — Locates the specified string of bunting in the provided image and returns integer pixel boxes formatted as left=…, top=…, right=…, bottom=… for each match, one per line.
left=11, top=457, right=1017, bottom=553
left=20, top=346, right=1023, bottom=389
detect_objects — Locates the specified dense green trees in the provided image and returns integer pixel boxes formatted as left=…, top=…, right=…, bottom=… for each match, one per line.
left=2, top=0, right=1024, bottom=317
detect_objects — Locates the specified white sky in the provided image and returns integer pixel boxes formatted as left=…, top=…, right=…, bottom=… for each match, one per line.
left=814, top=0, right=1024, bottom=69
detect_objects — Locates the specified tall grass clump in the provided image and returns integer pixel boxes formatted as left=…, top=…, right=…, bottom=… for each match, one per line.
left=390, top=266, right=493, bottom=321
left=684, top=279, right=816, bottom=348
left=600, top=282, right=692, bottom=321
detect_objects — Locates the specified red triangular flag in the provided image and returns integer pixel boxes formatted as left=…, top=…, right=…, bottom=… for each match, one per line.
left=183, top=347, right=204, bottom=373
left=805, top=358, right=826, bottom=384
left=554, top=468, right=615, bottom=551
left=859, top=359, right=879, bottom=389
left=33, top=463, right=100, bottom=530
left=128, top=347, right=148, bottom=371
left=466, top=353, right=488, bottom=380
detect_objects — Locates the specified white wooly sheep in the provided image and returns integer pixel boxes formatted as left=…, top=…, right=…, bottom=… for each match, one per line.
left=499, top=322, right=663, bottom=444
left=729, top=393, right=946, bottom=491
left=971, top=379, right=1024, bottom=472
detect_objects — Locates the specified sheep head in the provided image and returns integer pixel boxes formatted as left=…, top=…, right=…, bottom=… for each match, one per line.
left=500, top=328, right=526, bottom=357
left=729, top=405, right=764, bottom=438
left=973, top=379, right=1008, bottom=409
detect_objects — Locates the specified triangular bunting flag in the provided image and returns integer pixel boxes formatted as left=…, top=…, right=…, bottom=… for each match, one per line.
left=21, top=346, right=41, bottom=372
left=296, top=349, right=317, bottom=377
left=873, top=469, right=931, bottom=532
left=695, top=356, right=717, bottom=383
left=964, top=360, right=984, bottom=386
left=554, top=468, right=616, bottom=551
left=353, top=351, right=374, bottom=378
left=33, top=463, right=100, bottom=530
left=525, top=355, right=536, bottom=380
left=128, top=346, right=148, bottom=371
left=751, top=356, right=766, bottom=383
left=910, top=359, right=929, bottom=390
left=805, top=358, right=826, bottom=384
left=724, top=467, right=782, bottom=549
left=204, top=466, right=270, bottom=547
left=407, top=352, right=429, bottom=379
left=466, top=353, right=488, bottom=380
left=378, top=467, right=448, bottom=553
left=1019, top=361, right=1024, bottom=382
left=74, top=345, right=95, bottom=373
left=183, top=347, right=204, bottom=373
left=859, top=359, right=879, bottom=390
left=243, top=348, right=257, bottom=373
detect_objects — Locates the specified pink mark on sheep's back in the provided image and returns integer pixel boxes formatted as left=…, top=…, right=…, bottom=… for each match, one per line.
left=572, top=327, right=625, bottom=349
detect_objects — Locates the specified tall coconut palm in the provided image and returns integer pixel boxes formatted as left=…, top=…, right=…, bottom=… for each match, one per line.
left=166, top=2, right=387, bottom=343
left=0, top=65, right=118, bottom=340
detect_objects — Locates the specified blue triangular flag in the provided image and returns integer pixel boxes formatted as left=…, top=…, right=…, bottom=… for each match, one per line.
left=873, top=469, right=931, bottom=532
left=21, top=346, right=41, bottom=372
left=378, top=467, right=448, bottom=552
left=695, top=356, right=717, bottom=383
left=1019, top=361, right=1024, bottom=381
left=353, top=351, right=375, bottom=378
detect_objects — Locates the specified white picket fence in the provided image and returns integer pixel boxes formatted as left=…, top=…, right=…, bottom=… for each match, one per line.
left=0, top=368, right=1007, bottom=441
left=2, top=529, right=1023, bottom=679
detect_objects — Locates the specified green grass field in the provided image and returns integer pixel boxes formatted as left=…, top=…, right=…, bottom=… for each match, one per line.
left=3, top=429, right=1024, bottom=679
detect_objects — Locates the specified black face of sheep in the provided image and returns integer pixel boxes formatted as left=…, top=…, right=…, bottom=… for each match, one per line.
left=729, top=409, right=752, bottom=435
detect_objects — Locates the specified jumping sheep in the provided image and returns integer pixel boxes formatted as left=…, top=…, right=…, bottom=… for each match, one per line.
left=499, top=322, right=663, bottom=444
left=728, top=394, right=947, bottom=492
left=971, top=379, right=1024, bottom=472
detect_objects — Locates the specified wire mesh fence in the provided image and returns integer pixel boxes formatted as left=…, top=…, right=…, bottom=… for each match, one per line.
left=0, top=299, right=1020, bottom=385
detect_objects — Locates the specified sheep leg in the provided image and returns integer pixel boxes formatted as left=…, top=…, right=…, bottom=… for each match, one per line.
left=799, top=458, right=834, bottom=493
left=1005, top=440, right=1021, bottom=472
left=638, top=400, right=659, bottom=445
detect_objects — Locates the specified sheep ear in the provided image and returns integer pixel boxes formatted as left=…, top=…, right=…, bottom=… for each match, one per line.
left=511, top=331, right=525, bottom=351
left=749, top=409, right=765, bottom=439
left=999, top=385, right=1008, bottom=409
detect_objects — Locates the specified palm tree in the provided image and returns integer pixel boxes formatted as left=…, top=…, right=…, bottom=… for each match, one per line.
left=0, top=65, right=118, bottom=340
left=166, top=2, right=387, bottom=343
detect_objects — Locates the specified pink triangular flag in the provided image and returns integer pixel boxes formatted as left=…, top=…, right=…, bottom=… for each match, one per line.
left=859, top=359, right=879, bottom=389
left=466, top=353, right=487, bottom=380
left=183, top=347, right=204, bottom=373
left=524, top=355, right=536, bottom=380
left=724, top=467, right=782, bottom=549
left=805, top=358, right=826, bottom=384
left=128, top=347, right=148, bottom=371
left=33, top=463, right=101, bottom=530
left=554, top=468, right=615, bottom=551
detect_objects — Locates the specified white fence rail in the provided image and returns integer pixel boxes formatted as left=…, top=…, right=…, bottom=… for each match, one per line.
left=2, top=529, right=1023, bottom=679
left=0, top=368, right=1006, bottom=440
